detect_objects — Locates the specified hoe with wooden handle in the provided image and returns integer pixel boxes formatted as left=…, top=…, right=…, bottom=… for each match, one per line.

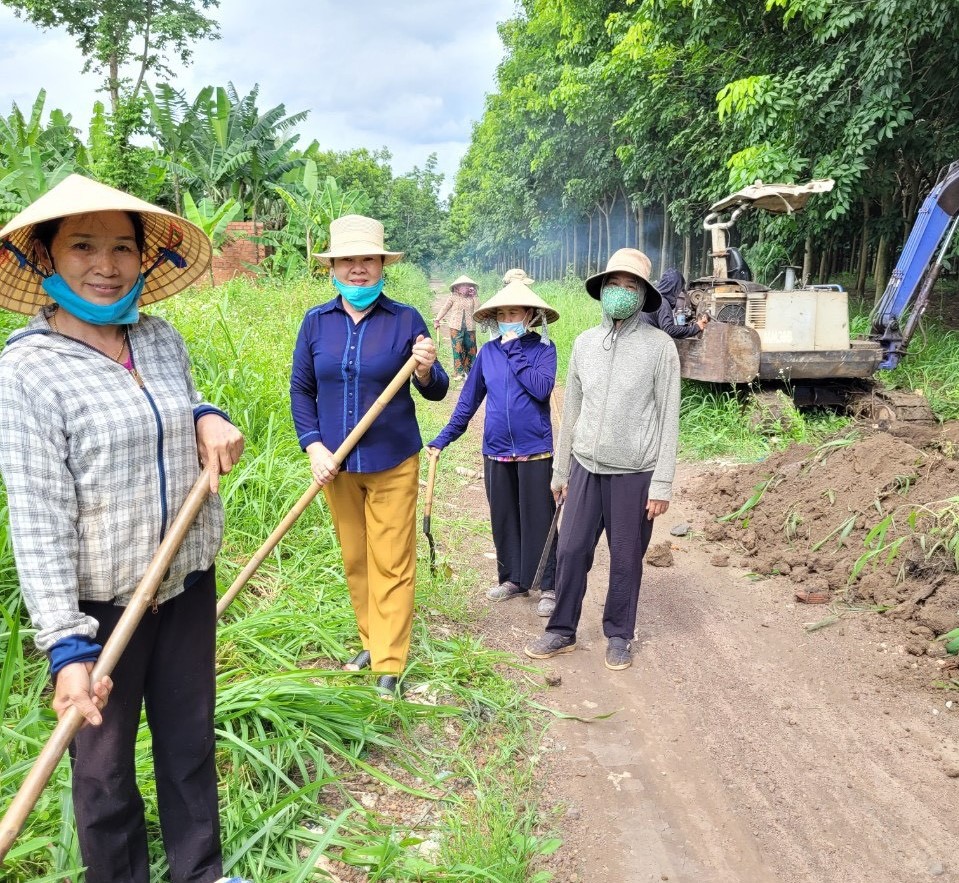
left=0, top=464, right=217, bottom=864
left=216, top=355, right=420, bottom=618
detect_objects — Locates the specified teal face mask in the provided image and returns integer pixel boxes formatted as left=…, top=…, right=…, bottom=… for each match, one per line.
left=41, top=273, right=144, bottom=325
left=600, top=285, right=642, bottom=320
left=498, top=321, right=526, bottom=338
left=332, top=276, right=385, bottom=311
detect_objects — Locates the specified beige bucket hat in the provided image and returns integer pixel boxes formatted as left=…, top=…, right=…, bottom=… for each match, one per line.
left=313, top=214, right=403, bottom=267
left=502, top=267, right=534, bottom=285
left=0, top=174, right=212, bottom=316
left=449, top=274, right=478, bottom=292
left=473, top=280, right=559, bottom=324
left=585, top=248, right=662, bottom=311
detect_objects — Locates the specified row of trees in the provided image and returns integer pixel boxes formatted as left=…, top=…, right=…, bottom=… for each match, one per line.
left=450, top=0, right=959, bottom=294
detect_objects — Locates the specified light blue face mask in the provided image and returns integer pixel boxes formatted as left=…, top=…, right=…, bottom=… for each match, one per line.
left=42, top=273, right=144, bottom=326
left=498, top=321, right=526, bottom=338
left=333, top=276, right=385, bottom=311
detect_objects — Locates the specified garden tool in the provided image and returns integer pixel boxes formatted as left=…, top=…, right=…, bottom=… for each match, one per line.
left=0, top=465, right=217, bottom=864
left=216, top=354, right=420, bottom=618
left=530, top=498, right=563, bottom=593
left=423, top=447, right=440, bottom=573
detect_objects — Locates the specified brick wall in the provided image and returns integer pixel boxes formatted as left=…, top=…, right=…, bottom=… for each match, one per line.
left=211, top=221, right=267, bottom=286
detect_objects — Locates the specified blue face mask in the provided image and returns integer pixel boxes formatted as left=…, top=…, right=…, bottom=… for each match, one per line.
left=42, top=273, right=144, bottom=326
left=498, top=321, right=526, bottom=338
left=332, top=276, right=385, bottom=311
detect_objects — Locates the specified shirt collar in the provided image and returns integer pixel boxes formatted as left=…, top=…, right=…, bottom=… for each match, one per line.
left=316, top=293, right=397, bottom=315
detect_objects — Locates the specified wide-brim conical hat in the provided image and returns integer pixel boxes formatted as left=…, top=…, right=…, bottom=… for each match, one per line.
left=473, top=280, right=559, bottom=324
left=0, top=174, right=212, bottom=316
left=449, top=274, right=478, bottom=291
left=502, top=267, right=534, bottom=285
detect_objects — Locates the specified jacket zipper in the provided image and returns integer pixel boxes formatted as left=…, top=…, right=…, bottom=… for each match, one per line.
left=592, top=327, right=617, bottom=469
left=503, top=344, right=516, bottom=455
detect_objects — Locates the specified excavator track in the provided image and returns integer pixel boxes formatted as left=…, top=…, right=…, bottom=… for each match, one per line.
left=847, top=386, right=936, bottom=429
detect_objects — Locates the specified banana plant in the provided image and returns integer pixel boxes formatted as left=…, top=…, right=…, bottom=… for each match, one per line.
left=181, top=192, right=243, bottom=283
left=269, top=163, right=369, bottom=275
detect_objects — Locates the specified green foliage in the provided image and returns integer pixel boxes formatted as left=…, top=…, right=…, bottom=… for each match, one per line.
left=0, top=0, right=220, bottom=109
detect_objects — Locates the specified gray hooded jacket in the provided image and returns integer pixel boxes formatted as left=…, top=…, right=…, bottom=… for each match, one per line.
left=553, top=309, right=681, bottom=500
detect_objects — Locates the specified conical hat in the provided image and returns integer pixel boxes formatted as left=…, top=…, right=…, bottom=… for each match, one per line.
left=0, top=174, right=212, bottom=316
left=502, top=267, right=534, bottom=285
left=312, top=214, right=403, bottom=266
left=473, top=280, right=559, bottom=324
left=449, top=274, right=478, bottom=292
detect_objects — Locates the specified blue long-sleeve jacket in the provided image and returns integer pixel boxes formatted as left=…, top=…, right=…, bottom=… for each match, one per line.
left=428, top=331, right=556, bottom=457
left=291, top=293, right=448, bottom=473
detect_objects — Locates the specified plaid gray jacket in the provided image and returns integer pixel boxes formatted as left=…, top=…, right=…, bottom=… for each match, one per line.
left=0, top=310, right=225, bottom=652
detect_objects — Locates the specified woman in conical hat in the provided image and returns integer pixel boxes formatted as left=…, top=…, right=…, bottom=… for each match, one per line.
left=428, top=280, right=560, bottom=614
left=293, top=214, right=448, bottom=697
left=434, top=273, right=480, bottom=380
left=0, top=174, right=244, bottom=882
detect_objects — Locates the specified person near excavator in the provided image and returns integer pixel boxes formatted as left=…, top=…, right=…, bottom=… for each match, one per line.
left=524, top=248, right=680, bottom=671
left=640, top=267, right=709, bottom=338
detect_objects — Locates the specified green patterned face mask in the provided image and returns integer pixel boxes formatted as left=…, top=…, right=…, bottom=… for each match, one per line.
left=600, top=284, right=642, bottom=320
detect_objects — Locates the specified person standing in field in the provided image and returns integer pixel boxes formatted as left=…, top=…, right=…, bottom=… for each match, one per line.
left=427, top=280, right=560, bottom=615
left=290, top=214, right=448, bottom=697
left=524, top=248, right=680, bottom=671
left=434, top=275, right=479, bottom=380
left=0, top=174, right=245, bottom=883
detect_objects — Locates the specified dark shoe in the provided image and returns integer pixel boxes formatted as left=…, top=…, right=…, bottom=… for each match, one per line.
left=343, top=649, right=371, bottom=671
left=605, top=637, right=632, bottom=671
left=486, top=581, right=529, bottom=601
left=524, top=632, right=576, bottom=659
left=375, top=675, right=399, bottom=698
left=537, top=590, right=556, bottom=618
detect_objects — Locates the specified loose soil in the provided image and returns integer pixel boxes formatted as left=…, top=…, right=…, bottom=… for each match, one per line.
left=417, top=285, right=959, bottom=881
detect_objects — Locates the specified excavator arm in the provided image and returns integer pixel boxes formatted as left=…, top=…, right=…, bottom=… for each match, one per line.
left=870, top=160, right=959, bottom=370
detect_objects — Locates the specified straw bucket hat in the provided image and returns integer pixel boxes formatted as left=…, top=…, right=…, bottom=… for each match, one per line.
left=0, top=174, right=212, bottom=316
left=473, top=280, right=559, bottom=324
left=449, top=274, right=478, bottom=292
left=313, top=214, right=403, bottom=267
left=585, top=248, right=662, bottom=312
left=502, top=267, right=534, bottom=285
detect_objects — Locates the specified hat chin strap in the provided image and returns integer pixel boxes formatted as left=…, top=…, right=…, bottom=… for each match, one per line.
left=1, top=239, right=51, bottom=279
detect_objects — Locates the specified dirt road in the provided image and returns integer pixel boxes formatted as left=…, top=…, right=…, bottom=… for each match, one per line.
left=454, top=462, right=959, bottom=883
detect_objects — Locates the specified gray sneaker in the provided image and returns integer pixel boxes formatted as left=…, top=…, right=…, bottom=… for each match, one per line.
left=537, top=590, right=556, bottom=617
left=605, top=637, right=632, bottom=670
left=486, top=581, right=529, bottom=601
left=524, top=631, right=576, bottom=659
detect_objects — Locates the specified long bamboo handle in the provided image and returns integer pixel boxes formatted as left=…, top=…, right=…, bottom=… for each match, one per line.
left=216, top=355, right=420, bottom=618
left=0, top=465, right=216, bottom=864
left=423, top=448, right=439, bottom=524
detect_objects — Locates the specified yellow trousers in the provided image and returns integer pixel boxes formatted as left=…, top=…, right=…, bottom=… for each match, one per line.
left=323, top=453, right=419, bottom=674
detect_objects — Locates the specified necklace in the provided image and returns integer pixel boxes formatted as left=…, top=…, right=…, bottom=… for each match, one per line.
left=50, top=309, right=126, bottom=363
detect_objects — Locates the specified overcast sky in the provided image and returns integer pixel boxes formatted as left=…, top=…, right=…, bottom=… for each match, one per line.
left=0, top=0, right=517, bottom=196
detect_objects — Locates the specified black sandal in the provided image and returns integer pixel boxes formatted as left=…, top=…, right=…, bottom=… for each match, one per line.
left=342, top=650, right=371, bottom=671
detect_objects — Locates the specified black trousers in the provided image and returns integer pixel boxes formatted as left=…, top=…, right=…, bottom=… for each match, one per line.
left=483, top=457, right=557, bottom=591
left=70, top=568, right=222, bottom=883
left=547, top=459, right=654, bottom=640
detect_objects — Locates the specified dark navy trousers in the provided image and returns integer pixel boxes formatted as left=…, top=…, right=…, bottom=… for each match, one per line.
left=483, top=456, right=557, bottom=591
left=547, top=458, right=654, bottom=640
left=70, top=568, right=222, bottom=883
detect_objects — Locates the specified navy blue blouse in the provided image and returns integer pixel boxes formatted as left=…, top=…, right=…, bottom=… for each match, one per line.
left=290, top=293, right=449, bottom=473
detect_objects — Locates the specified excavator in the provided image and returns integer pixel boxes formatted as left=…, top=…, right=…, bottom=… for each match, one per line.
left=674, top=160, right=959, bottom=424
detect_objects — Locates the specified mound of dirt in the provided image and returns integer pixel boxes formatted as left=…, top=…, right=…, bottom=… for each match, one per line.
left=691, top=426, right=959, bottom=647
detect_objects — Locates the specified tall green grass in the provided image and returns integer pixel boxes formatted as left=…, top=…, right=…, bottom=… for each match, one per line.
left=0, top=270, right=552, bottom=882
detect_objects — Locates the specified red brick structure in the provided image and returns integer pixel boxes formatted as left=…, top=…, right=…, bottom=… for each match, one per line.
left=211, top=221, right=267, bottom=285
